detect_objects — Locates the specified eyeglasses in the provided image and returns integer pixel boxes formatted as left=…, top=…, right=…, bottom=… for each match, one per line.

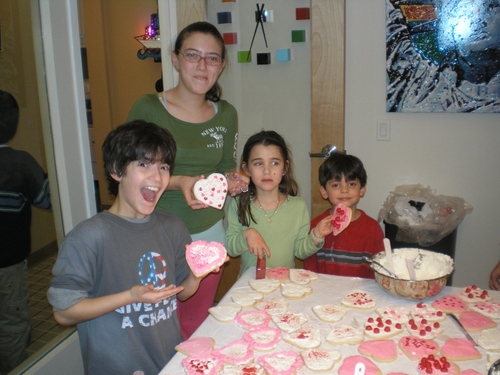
left=180, top=51, right=223, bottom=66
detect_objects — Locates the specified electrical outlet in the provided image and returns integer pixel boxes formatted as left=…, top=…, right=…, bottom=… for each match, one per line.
left=377, top=119, right=391, bottom=141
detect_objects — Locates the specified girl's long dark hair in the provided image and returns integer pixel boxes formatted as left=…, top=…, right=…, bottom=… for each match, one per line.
left=173, top=21, right=226, bottom=102
left=237, top=130, right=298, bottom=227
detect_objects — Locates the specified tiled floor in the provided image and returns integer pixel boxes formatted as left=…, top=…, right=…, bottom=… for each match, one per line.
left=26, top=253, right=73, bottom=357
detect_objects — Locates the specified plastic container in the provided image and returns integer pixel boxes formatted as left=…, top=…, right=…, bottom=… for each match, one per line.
left=256, top=256, right=266, bottom=279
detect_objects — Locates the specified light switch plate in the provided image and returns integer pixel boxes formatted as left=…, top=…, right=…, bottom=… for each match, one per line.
left=377, top=119, right=391, bottom=141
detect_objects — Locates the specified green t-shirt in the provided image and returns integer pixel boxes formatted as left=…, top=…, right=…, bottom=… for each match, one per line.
left=127, top=94, right=238, bottom=234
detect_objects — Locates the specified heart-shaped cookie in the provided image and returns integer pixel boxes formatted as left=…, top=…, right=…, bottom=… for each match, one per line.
left=235, top=310, right=272, bottom=331
left=271, top=312, right=308, bottom=333
left=406, top=317, right=443, bottom=339
left=338, top=355, right=381, bottom=375
left=283, top=327, right=321, bottom=349
left=411, top=302, right=446, bottom=322
left=300, top=348, right=341, bottom=371
left=280, top=283, right=312, bottom=300
left=332, top=203, right=352, bottom=235
left=342, top=290, right=376, bottom=309
left=399, top=336, right=439, bottom=360
left=358, top=339, right=398, bottom=362
left=257, top=351, right=303, bottom=375
left=213, top=339, right=254, bottom=365
left=364, top=316, right=403, bottom=339
left=431, top=295, right=467, bottom=313
left=243, top=327, right=282, bottom=351
left=181, top=355, right=223, bottom=375
left=175, top=336, right=215, bottom=357
left=255, top=297, right=289, bottom=315
left=312, top=304, right=348, bottom=323
left=185, top=240, right=226, bottom=277
left=208, top=302, right=241, bottom=322
left=459, top=285, right=491, bottom=303
left=289, top=269, right=318, bottom=285
left=193, top=173, right=228, bottom=209
left=231, top=290, right=264, bottom=307
left=441, top=338, right=481, bottom=361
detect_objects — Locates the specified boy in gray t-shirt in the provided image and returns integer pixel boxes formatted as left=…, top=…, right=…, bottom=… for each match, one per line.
left=48, top=120, right=223, bottom=375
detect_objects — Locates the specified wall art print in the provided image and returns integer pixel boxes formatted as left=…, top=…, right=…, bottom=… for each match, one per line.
left=386, top=0, right=500, bottom=113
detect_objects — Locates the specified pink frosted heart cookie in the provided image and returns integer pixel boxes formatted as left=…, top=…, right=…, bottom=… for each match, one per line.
left=223, top=363, right=265, bottom=375
left=441, top=338, right=481, bottom=361
left=255, top=297, right=289, bottom=316
left=399, top=336, right=439, bottom=360
left=458, top=371, right=482, bottom=375
left=326, top=323, right=364, bottom=345
left=418, top=355, right=460, bottom=375
left=185, top=240, right=226, bottom=277
left=257, top=351, right=303, bottom=375
left=406, top=317, right=443, bottom=339
left=458, top=310, right=497, bottom=332
left=235, top=310, right=271, bottom=331
left=312, top=304, right=348, bottom=323
left=213, top=339, right=254, bottom=365
left=411, top=302, right=446, bottom=322
left=469, top=301, right=500, bottom=319
left=283, top=326, right=321, bottom=349
left=459, top=285, right=491, bottom=303
left=181, top=355, right=223, bottom=375
left=342, top=291, right=376, bottom=309
left=432, top=295, right=468, bottom=314
left=332, top=203, right=352, bottom=236
left=338, top=355, right=381, bottom=375
left=289, top=269, right=318, bottom=285
left=271, top=312, right=308, bottom=333
left=300, top=348, right=341, bottom=371
left=358, top=339, right=398, bottom=362
left=364, top=316, right=403, bottom=339
left=376, top=305, right=410, bottom=323
left=193, top=173, right=227, bottom=209
left=243, top=327, right=281, bottom=351
left=175, top=336, right=215, bottom=357
left=266, top=267, right=290, bottom=281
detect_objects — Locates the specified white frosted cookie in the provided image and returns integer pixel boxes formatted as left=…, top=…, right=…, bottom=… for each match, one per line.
left=342, top=291, right=376, bottom=309
left=271, top=312, right=308, bottom=333
left=193, top=172, right=227, bottom=210
left=213, top=339, right=254, bottom=365
left=300, top=348, right=341, bottom=371
left=289, top=269, right=319, bottom=285
left=223, top=363, right=265, bottom=375
left=364, top=316, right=403, bottom=339
left=376, top=305, right=410, bottom=323
left=231, top=290, right=264, bottom=307
left=235, top=310, right=272, bottom=331
left=255, top=297, right=289, bottom=315
left=459, top=285, right=492, bottom=303
left=257, top=351, right=303, bottom=375
left=469, top=301, right=500, bottom=319
left=326, top=323, right=364, bottom=345
left=411, top=302, right=446, bottom=322
left=478, top=327, right=500, bottom=351
left=249, top=279, right=280, bottom=294
left=283, top=326, right=321, bottom=349
left=243, top=327, right=282, bottom=351
left=208, top=302, right=242, bottom=322
left=487, top=352, right=500, bottom=373
left=280, top=283, right=312, bottom=300
left=405, top=317, right=443, bottom=339
left=312, top=304, right=348, bottom=323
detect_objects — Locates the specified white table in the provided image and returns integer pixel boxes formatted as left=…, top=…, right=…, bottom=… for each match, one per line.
left=160, top=268, right=500, bottom=374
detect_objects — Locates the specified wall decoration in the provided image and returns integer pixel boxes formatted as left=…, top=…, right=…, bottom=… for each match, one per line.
left=386, top=0, right=500, bottom=113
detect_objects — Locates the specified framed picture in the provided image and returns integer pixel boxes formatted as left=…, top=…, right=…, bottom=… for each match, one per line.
left=386, top=0, right=500, bottom=113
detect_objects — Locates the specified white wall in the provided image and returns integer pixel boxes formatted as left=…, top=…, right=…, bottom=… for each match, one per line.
left=345, top=0, right=500, bottom=288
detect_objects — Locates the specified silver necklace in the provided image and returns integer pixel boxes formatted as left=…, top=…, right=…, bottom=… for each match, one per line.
left=255, top=197, right=280, bottom=223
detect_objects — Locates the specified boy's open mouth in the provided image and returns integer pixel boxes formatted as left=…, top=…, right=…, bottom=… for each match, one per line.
left=141, top=187, right=159, bottom=202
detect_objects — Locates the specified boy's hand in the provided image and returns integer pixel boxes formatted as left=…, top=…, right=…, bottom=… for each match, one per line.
left=130, top=284, right=184, bottom=304
left=244, top=228, right=271, bottom=259
left=314, top=215, right=334, bottom=238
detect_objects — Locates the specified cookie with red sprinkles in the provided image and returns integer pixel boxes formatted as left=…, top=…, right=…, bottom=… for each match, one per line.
left=364, top=315, right=403, bottom=339
left=417, top=354, right=460, bottom=375
left=459, top=285, right=491, bottom=303
left=341, top=291, right=376, bottom=309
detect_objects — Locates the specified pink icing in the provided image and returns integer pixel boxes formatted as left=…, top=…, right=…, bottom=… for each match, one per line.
left=441, top=338, right=481, bottom=360
left=181, top=355, right=223, bottom=375
left=458, top=370, right=482, bottom=375
left=459, top=311, right=497, bottom=331
left=432, top=295, right=467, bottom=313
left=358, top=340, right=397, bottom=361
left=266, top=267, right=290, bottom=280
left=338, top=355, right=381, bottom=375
left=213, top=339, right=254, bottom=365
left=257, top=351, right=303, bottom=375
left=398, top=336, right=439, bottom=360
left=175, top=336, right=214, bottom=357
left=470, top=301, right=500, bottom=318
left=185, top=240, right=226, bottom=277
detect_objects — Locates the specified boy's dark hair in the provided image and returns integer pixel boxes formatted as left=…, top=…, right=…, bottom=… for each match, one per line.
left=319, top=153, right=367, bottom=188
left=102, top=120, right=176, bottom=196
left=237, top=130, right=299, bottom=227
left=173, top=21, right=226, bottom=102
left=0, top=90, right=20, bottom=144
